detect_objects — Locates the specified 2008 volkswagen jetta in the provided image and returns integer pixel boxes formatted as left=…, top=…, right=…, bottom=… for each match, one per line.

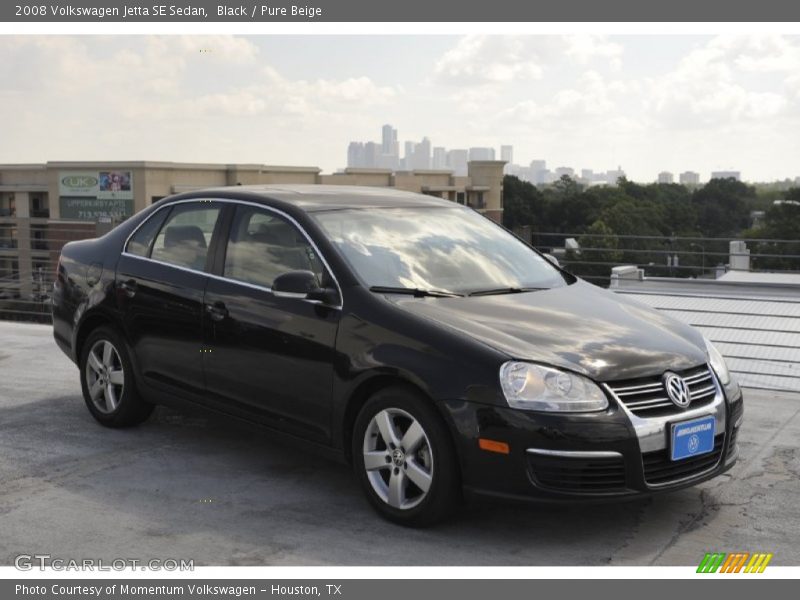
left=52, top=186, right=743, bottom=526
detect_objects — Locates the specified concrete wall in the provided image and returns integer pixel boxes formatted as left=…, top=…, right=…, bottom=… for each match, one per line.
left=468, top=160, right=506, bottom=222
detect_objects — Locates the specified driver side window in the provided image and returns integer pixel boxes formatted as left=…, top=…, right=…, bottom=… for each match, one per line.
left=223, top=206, right=325, bottom=289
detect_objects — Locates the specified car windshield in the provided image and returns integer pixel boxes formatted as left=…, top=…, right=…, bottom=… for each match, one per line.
left=311, top=206, right=567, bottom=296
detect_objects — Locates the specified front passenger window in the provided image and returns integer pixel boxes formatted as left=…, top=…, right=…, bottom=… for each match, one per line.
left=151, top=203, right=220, bottom=271
left=224, top=206, right=325, bottom=289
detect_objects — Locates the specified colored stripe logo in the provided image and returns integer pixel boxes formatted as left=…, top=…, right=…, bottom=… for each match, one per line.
left=697, top=552, right=773, bottom=573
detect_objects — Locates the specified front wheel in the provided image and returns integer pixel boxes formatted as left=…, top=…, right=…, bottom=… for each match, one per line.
left=352, top=387, right=460, bottom=527
left=79, top=326, right=153, bottom=427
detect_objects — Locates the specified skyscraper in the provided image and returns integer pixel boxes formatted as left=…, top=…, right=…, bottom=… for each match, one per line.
left=500, top=145, right=513, bottom=174
left=381, top=124, right=397, bottom=154
left=711, top=170, right=741, bottom=181
left=432, top=147, right=447, bottom=170
left=347, top=142, right=365, bottom=168
left=679, top=171, right=700, bottom=185
left=658, top=171, right=674, bottom=184
left=447, top=149, right=469, bottom=176
left=469, top=147, right=495, bottom=161
left=413, top=137, right=432, bottom=170
left=529, top=160, right=548, bottom=184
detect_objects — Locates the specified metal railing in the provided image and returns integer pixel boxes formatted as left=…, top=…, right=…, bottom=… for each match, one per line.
left=529, top=232, right=800, bottom=285
left=0, top=219, right=98, bottom=323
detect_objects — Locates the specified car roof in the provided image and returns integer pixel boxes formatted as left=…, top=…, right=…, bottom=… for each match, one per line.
left=172, top=184, right=456, bottom=212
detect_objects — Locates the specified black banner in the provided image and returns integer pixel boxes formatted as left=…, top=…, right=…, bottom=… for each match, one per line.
left=3, top=579, right=797, bottom=600
left=4, top=0, right=800, bottom=22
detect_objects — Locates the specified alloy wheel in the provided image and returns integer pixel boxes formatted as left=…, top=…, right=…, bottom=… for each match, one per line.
left=84, top=339, right=125, bottom=414
left=362, top=408, right=434, bottom=510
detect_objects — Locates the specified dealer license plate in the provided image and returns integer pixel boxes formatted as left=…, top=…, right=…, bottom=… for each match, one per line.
left=670, top=415, right=715, bottom=461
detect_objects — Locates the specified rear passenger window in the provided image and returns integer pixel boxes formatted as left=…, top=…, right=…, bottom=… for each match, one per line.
left=224, top=206, right=325, bottom=289
left=126, top=208, right=169, bottom=257
left=151, top=203, right=221, bottom=271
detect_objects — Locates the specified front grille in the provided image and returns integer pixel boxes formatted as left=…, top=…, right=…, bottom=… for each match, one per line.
left=607, top=365, right=717, bottom=418
left=528, top=453, right=627, bottom=494
left=642, top=434, right=724, bottom=485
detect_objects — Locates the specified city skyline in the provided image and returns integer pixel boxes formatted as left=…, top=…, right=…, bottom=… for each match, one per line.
left=1, top=35, right=799, bottom=182
left=345, top=124, right=764, bottom=185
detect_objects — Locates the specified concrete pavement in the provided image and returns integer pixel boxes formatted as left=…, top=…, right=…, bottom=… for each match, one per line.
left=1, top=321, right=798, bottom=566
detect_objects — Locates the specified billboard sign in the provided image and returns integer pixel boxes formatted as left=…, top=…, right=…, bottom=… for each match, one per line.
left=59, top=172, right=100, bottom=197
left=59, top=170, right=134, bottom=200
left=59, top=197, right=134, bottom=221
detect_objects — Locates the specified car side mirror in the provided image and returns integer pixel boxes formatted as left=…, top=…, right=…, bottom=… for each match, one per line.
left=544, top=253, right=560, bottom=267
left=272, top=270, right=339, bottom=306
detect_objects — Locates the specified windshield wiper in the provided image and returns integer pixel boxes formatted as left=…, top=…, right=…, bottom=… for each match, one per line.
left=369, top=286, right=463, bottom=298
left=468, top=286, right=545, bottom=297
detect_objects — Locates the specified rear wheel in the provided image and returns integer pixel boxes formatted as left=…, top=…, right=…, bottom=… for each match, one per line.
left=352, top=387, right=460, bottom=527
left=79, top=326, right=153, bottom=427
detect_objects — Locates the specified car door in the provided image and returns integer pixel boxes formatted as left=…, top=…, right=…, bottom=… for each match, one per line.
left=202, top=203, right=341, bottom=443
left=116, top=200, right=224, bottom=399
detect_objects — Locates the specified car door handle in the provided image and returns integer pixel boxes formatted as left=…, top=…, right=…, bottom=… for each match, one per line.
left=118, top=279, right=137, bottom=298
left=205, top=301, right=228, bottom=321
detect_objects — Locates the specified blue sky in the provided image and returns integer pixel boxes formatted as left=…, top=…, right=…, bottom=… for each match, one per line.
left=1, top=35, right=798, bottom=182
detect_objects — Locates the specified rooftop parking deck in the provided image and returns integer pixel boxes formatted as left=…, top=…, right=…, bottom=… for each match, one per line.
left=1, top=321, right=799, bottom=566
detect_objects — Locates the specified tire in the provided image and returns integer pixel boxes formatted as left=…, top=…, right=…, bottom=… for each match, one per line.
left=352, top=386, right=460, bottom=527
left=79, top=326, right=154, bottom=428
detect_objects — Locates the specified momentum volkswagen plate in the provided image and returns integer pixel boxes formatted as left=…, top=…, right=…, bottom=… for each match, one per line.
left=671, top=415, right=716, bottom=461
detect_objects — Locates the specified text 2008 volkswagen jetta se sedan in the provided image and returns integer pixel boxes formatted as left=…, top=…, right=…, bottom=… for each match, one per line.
left=52, top=185, right=743, bottom=526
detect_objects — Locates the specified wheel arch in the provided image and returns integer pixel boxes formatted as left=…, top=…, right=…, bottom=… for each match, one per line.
left=74, top=310, right=123, bottom=365
left=339, top=372, right=456, bottom=466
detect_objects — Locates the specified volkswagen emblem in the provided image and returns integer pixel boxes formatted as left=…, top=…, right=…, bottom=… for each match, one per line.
left=663, top=372, right=691, bottom=408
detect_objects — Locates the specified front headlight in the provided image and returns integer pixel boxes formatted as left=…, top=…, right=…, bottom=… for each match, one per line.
left=703, top=337, right=731, bottom=386
left=499, top=362, right=609, bottom=412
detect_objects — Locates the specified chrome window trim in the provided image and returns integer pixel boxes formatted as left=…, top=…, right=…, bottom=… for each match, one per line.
left=120, top=197, right=343, bottom=310
left=603, top=364, right=727, bottom=489
left=526, top=449, right=622, bottom=459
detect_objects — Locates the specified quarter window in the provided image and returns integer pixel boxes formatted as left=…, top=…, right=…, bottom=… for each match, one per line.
left=223, top=206, right=324, bottom=289
left=126, top=208, right=170, bottom=257
left=150, top=204, right=221, bottom=271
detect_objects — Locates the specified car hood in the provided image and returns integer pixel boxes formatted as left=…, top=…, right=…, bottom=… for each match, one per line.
left=389, top=280, right=708, bottom=382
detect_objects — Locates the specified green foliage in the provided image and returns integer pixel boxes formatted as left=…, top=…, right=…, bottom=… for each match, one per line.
left=691, top=177, right=755, bottom=237
left=500, top=174, right=782, bottom=284
left=502, top=176, right=545, bottom=231
left=744, top=195, right=800, bottom=270
left=570, top=220, right=623, bottom=281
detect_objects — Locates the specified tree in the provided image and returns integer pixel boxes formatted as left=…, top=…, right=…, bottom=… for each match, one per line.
left=691, top=178, right=755, bottom=237
left=502, top=175, right=545, bottom=231
left=745, top=197, right=800, bottom=271
left=569, top=220, right=623, bottom=283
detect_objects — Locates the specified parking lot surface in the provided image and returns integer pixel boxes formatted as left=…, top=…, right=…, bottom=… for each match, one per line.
left=1, top=321, right=799, bottom=566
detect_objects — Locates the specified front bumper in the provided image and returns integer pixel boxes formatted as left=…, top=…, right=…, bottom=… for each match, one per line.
left=441, top=374, right=743, bottom=502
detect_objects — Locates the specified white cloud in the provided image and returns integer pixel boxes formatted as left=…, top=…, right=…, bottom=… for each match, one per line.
left=564, top=35, right=624, bottom=70
left=1, top=34, right=798, bottom=180
left=433, top=35, right=625, bottom=87
left=433, top=36, right=544, bottom=85
left=646, top=35, right=799, bottom=128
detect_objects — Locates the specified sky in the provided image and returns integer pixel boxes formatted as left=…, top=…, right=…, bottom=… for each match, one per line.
left=1, top=34, right=799, bottom=182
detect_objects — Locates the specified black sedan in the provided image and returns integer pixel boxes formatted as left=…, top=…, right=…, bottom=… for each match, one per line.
left=52, top=186, right=743, bottom=526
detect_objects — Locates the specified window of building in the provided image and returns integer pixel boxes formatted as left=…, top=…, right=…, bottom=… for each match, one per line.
left=223, top=206, right=324, bottom=289
left=150, top=204, right=221, bottom=271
